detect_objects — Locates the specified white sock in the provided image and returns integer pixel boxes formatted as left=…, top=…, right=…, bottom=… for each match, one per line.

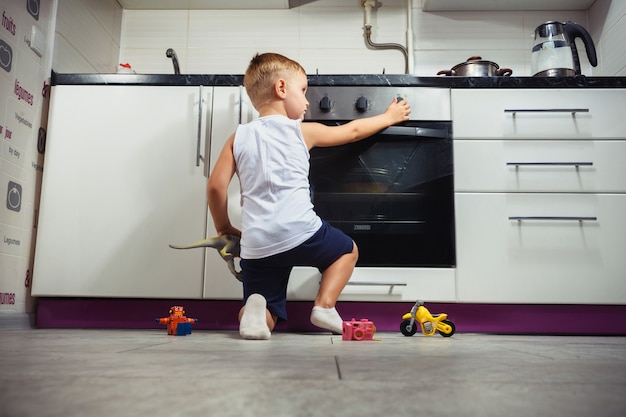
left=239, top=294, right=271, bottom=340
left=310, top=306, right=343, bottom=334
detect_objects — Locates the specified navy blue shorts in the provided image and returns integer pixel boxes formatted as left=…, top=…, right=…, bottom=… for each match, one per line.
left=240, top=221, right=354, bottom=322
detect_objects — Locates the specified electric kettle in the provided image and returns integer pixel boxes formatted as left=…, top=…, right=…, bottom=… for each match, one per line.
left=531, top=21, right=597, bottom=77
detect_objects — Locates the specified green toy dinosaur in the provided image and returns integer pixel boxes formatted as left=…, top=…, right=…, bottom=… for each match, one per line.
left=169, top=235, right=242, bottom=282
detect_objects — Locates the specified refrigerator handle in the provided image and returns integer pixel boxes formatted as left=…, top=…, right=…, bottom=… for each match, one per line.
left=196, top=85, right=204, bottom=167
left=238, top=85, right=243, bottom=124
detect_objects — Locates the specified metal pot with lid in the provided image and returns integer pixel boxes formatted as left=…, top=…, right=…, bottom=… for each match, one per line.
left=437, top=56, right=513, bottom=76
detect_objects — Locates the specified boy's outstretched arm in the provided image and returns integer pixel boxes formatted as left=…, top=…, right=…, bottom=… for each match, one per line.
left=207, top=133, right=241, bottom=237
left=301, top=97, right=411, bottom=149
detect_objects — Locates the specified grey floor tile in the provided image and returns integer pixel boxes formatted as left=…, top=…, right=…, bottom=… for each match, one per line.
left=1, top=329, right=625, bottom=417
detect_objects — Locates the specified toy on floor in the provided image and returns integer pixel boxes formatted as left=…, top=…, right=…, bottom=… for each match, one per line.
left=342, top=318, right=376, bottom=341
left=156, top=306, right=198, bottom=336
left=169, top=234, right=242, bottom=281
left=400, top=300, right=455, bottom=337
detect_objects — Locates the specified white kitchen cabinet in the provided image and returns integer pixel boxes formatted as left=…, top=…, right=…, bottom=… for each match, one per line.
left=455, top=193, right=626, bottom=304
left=32, top=85, right=212, bottom=298
left=452, top=89, right=626, bottom=139
left=455, top=140, right=626, bottom=193
left=202, top=86, right=257, bottom=299
left=452, top=88, right=626, bottom=304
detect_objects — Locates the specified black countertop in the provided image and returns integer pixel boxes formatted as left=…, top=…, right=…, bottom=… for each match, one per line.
left=51, top=72, right=626, bottom=88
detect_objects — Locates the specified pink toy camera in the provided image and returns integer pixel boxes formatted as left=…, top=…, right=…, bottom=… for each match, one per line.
left=342, top=318, right=376, bottom=341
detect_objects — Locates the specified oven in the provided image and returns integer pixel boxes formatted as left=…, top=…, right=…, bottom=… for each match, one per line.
left=305, top=86, right=454, bottom=268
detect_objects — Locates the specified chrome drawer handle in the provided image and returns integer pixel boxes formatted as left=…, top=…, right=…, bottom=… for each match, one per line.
left=506, top=162, right=593, bottom=167
left=346, top=282, right=407, bottom=287
left=504, top=108, right=589, bottom=116
left=509, top=216, right=597, bottom=222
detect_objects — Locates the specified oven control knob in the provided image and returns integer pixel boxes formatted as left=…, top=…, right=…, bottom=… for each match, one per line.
left=319, top=96, right=332, bottom=113
left=355, top=96, right=368, bottom=113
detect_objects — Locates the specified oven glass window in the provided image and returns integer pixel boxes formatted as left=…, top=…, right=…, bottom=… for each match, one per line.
left=309, top=121, right=455, bottom=267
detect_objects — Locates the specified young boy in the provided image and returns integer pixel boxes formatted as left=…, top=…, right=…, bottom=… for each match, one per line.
left=207, top=53, right=411, bottom=339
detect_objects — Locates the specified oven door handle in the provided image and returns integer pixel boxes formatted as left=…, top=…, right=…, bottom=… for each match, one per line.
left=380, top=126, right=448, bottom=139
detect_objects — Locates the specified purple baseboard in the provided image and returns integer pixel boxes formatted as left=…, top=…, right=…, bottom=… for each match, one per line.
left=36, top=298, right=626, bottom=335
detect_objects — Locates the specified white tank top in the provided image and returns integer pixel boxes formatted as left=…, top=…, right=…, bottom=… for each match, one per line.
left=233, top=115, right=322, bottom=259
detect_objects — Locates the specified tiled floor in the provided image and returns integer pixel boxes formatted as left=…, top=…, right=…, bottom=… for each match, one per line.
left=1, top=329, right=625, bottom=417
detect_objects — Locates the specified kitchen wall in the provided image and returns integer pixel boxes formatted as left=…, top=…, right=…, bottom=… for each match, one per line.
left=590, top=0, right=626, bottom=76
left=52, top=0, right=123, bottom=73
left=119, top=0, right=624, bottom=77
left=0, top=0, right=122, bottom=327
left=0, top=0, right=54, bottom=326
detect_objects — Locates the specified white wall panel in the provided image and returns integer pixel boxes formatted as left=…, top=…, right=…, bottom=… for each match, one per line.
left=187, top=47, right=301, bottom=74
left=119, top=10, right=188, bottom=72
left=413, top=10, right=524, bottom=50
left=590, top=0, right=626, bottom=76
left=54, top=0, right=122, bottom=73
left=301, top=48, right=404, bottom=75
left=119, top=2, right=622, bottom=77
left=601, top=15, right=626, bottom=76
left=52, top=30, right=100, bottom=73
left=188, top=10, right=299, bottom=49
left=299, top=6, right=392, bottom=50
left=120, top=10, right=189, bottom=50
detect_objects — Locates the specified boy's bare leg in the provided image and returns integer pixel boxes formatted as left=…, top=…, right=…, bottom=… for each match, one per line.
left=310, top=242, right=358, bottom=333
left=239, top=294, right=276, bottom=340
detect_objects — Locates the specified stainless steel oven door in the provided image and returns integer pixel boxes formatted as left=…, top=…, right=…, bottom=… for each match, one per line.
left=309, top=121, right=455, bottom=267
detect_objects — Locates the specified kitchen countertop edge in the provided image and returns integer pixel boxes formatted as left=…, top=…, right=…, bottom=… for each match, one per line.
left=51, top=72, right=626, bottom=88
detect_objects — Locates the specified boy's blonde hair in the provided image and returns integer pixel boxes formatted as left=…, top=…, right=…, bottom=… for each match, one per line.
left=243, top=53, right=306, bottom=109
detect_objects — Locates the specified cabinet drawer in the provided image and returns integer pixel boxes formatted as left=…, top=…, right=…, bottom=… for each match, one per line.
left=455, top=193, right=626, bottom=304
left=454, top=140, right=626, bottom=192
left=287, top=267, right=456, bottom=302
left=452, top=89, right=626, bottom=139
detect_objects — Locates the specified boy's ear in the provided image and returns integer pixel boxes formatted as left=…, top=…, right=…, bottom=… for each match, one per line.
left=274, top=78, right=287, bottom=98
